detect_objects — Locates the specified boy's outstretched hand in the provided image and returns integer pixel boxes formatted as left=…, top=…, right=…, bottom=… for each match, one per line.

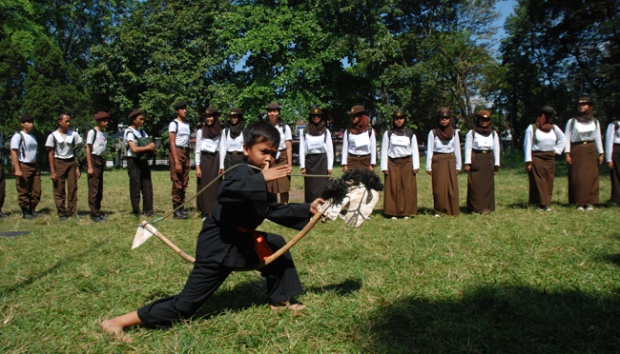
left=262, top=162, right=289, bottom=182
left=310, top=198, right=325, bottom=215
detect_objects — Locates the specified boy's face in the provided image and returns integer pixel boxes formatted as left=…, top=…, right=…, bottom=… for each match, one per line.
left=97, top=118, right=109, bottom=130
left=58, top=115, right=71, bottom=131
left=21, top=120, right=34, bottom=133
left=132, top=115, right=145, bottom=128
left=243, top=141, right=278, bottom=169
left=176, top=107, right=187, bottom=119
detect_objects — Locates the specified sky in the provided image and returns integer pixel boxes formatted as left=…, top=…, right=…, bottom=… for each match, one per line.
left=492, top=0, right=518, bottom=56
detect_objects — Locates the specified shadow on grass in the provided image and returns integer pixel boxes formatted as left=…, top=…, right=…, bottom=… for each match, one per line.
left=601, top=254, right=620, bottom=267
left=362, top=283, right=620, bottom=353
left=506, top=201, right=531, bottom=209
left=305, top=278, right=362, bottom=296
left=192, top=278, right=362, bottom=320
left=0, top=240, right=105, bottom=296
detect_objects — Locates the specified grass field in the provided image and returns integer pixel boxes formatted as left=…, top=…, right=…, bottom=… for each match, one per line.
left=1, top=152, right=619, bottom=353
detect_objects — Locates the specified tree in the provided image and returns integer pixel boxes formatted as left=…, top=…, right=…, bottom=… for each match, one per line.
left=499, top=0, right=620, bottom=143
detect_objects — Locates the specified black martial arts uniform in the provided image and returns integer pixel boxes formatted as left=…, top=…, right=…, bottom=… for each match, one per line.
left=137, top=163, right=310, bottom=329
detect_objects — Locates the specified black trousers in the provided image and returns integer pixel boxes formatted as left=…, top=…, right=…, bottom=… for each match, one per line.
left=137, top=232, right=303, bottom=329
left=127, top=157, right=153, bottom=214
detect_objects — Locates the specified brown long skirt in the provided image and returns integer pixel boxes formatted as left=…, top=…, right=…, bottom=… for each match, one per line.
left=383, top=156, right=417, bottom=217
left=431, top=153, right=459, bottom=216
left=224, top=153, right=245, bottom=170
left=196, top=152, right=221, bottom=216
left=568, top=143, right=599, bottom=205
left=467, top=151, right=495, bottom=213
left=267, top=150, right=291, bottom=194
left=304, top=153, right=328, bottom=203
left=347, top=154, right=371, bottom=170
left=528, top=151, right=556, bottom=207
left=611, top=144, right=620, bottom=204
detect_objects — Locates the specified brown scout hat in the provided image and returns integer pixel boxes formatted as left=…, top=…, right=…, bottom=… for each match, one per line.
left=173, top=100, right=187, bottom=110
left=265, top=102, right=282, bottom=111
left=540, top=106, right=556, bottom=116
left=20, top=114, right=34, bottom=122
left=476, top=110, right=491, bottom=119
left=578, top=97, right=592, bottom=105
left=392, top=108, right=406, bottom=118
left=347, top=105, right=366, bottom=115
left=94, top=111, right=110, bottom=120
left=229, top=108, right=243, bottom=116
left=204, top=107, right=220, bottom=116
left=128, top=109, right=143, bottom=121
left=436, top=107, right=451, bottom=118
left=309, top=106, right=324, bottom=115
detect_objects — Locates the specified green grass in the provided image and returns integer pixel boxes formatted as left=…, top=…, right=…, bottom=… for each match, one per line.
left=1, top=153, right=619, bottom=353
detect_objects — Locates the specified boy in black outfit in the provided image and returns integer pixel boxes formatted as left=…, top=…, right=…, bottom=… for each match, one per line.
left=101, top=121, right=324, bottom=342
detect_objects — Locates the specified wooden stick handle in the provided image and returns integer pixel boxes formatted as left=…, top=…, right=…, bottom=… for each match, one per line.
left=141, top=220, right=196, bottom=264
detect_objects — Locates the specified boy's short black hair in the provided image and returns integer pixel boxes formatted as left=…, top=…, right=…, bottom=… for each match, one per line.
left=243, top=121, right=280, bottom=148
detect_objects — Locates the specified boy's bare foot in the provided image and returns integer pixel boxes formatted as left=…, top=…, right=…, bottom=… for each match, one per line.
left=269, top=301, right=306, bottom=312
left=100, top=319, right=132, bottom=343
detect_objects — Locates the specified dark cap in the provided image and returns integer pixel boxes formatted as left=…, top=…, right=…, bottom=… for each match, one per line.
left=229, top=108, right=243, bottom=116
left=173, top=100, right=187, bottom=110
left=128, top=109, right=144, bottom=120
left=436, top=107, right=451, bottom=118
left=578, top=97, right=592, bottom=105
left=540, top=106, right=556, bottom=116
left=94, top=111, right=110, bottom=120
left=392, top=108, right=406, bottom=118
left=309, top=106, right=324, bottom=115
left=204, top=107, right=219, bottom=116
left=347, top=105, right=366, bottom=115
left=265, top=102, right=282, bottom=111
left=20, top=114, right=34, bottom=123
left=476, top=110, right=491, bottom=119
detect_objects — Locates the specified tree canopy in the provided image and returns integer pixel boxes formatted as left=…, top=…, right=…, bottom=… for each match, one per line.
left=1, top=0, right=618, bottom=144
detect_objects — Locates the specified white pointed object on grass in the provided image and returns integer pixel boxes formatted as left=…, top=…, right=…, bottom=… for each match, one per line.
left=131, top=224, right=155, bottom=250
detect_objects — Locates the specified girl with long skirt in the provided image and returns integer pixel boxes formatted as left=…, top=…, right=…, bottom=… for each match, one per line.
left=299, top=106, right=333, bottom=203
left=426, top=107, right=461, bottom=217
left=195, top=107, right=225, bottom=217
left=464, top=110, right=500, bottom=214
left=523, top=106, right=566, bottom=211
left=381, top=108, right=419, bottom=218
left=564, top=97, right=604, bottom=211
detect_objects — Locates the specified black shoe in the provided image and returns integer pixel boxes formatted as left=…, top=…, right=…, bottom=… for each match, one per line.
left=173, top=210, right=187, bottom=219
left=59, top=216, right=68, bottom=221
left=23, top=213, right=35, bottom=220
left=144, top=211, right=156, bottom=217
left=31, top=211, right=41, bottom=218
left=180, top=208, right=189, bottom=217
left=0, top=211, right=7, bottom=218
left=91, top=216, right=104, bottom=222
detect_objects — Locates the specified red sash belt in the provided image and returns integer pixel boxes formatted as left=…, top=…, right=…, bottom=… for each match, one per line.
left=236, top=227, right=273, bottom=260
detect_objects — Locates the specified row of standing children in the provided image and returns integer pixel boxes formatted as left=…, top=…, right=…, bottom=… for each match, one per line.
left=2, top=112, right=109, bottom=221
left=3, top=97, right=618, bottom=221
left=340, top=99, right=618, bottom=220
left=524, top=97, right=620, bottom=211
